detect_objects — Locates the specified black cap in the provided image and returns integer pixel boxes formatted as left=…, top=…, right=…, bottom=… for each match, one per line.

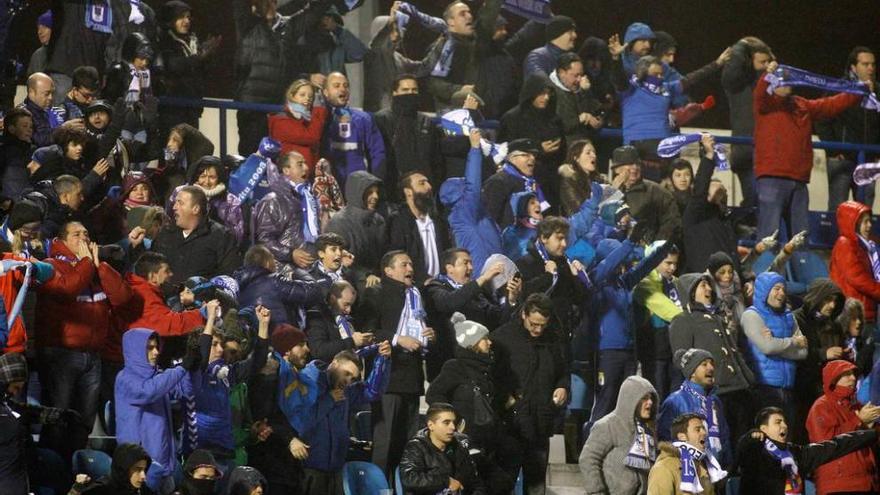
left=507, top=138, right=540, bottom=156
left=611, top=145, right=641, bottom=168
left=85, top=99, right=113, bottom=116
left=545, top=15, right=576, bottom=43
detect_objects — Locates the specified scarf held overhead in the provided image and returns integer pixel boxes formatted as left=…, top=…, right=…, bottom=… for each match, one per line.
left=657, top=133, right=729, bottom=170
left=765, top=64, right=880, bottom=111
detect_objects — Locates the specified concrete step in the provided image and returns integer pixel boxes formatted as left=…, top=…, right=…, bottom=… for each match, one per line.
left=548, top=462, right=582, bottom=489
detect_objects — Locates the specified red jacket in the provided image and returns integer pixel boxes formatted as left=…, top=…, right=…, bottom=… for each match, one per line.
left=753, top=75, right=861, bottom=182
left=267, top=105, right=329, bottom=170
left=0, top=254, right=41, bottom=354
left=806, top=360, right=878, bottom=494
left=36, top=240, right=132, bottom=352
left=117, top=273, right=204, bottom=335
left=830, top=201, right=880, bottom=322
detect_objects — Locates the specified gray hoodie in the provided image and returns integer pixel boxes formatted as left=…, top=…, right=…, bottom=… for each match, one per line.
left=579, top=376, right=658, bottom=495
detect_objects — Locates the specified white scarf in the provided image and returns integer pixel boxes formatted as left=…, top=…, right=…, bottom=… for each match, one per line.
left=672, top=441, right=727, bottom=494
left=395, top=287, right=428, bottom=352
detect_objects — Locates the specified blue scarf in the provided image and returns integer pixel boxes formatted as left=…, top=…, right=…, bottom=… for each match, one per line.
left=663, top=276, right=681, bottom=308
left=229, top=153, right=270, bottom=204
left=624, top=420, right=655, bottom=471
left=431, top=38, right=456, bottom=77
left=502, top=164, right=550, bottom=211
left=681, top=381, right=722, bottom=455
left=657, top=133, right=729, bottom=170
left=763, top=438, right=802, bottom=494
left=674, top=441, right=727, bottom=494
left=765, top=64, right=880, bottom=111
left=84, top=0, right=112, bottom=34
left=293, top=182, right=319, bottom=243
left=859, top=235, right=880, bottom=282
left=287, top=102, right=311, bottom=121
left=437, top=274, right=464, bottom=290
left=395, top=287, right=429, bottom=355
left=501, top=0, right=552, bottom=21
left=633, top=74, right=669, bottom=96
left=535, top=240, right=592, bottom=292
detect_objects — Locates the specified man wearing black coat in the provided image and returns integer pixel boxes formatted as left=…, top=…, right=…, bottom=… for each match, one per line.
left=306, top=280, right=375, bottom=363
left=1, top=108, right=35, bottom=201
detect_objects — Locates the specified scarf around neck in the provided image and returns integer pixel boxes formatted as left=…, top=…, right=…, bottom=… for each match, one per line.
left=763, top=438, right=802, bottom=494
left=395, top=287, right=428, bottom=354
left=859, top=235, right=880, bottom=282
left=633, top=74, right=668, bottom=96
left=502, top=164, right=550, bottom=211
left=625, top=420, right=656, bottom=471
left=681, top=381, right=722, bottom=454
left=673, top=441, right=727, bottom=494
left=293, top=181, right=320, bottom=243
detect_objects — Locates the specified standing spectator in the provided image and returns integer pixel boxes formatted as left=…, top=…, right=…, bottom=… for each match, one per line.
left=1, top=109, right=36, bottom=201
left=806, top=360, right=880, bottom=495
left=609, top=145, right=681, bottom=245
left=398, top=403, right=486, bottom=495
left=268, top=79, right=329, bottom=170
left=522, top=15, right=577, bottom=78
left=620, top=22, right=656, bottom=76
left=151, top=185, right=241, bottom=285
left=44, top=0, right=109, bottom=103
left=647, top=413, right=727, bottom=495
left=364, top=250, right=437, bottom=476
left=311, top=5, right=367, bottom=75
left=19, top=72, right=61, bottom=148
left=157, top=0, right=221, bottom=133
left=742, top=271, right=808, bottom=423
left=482, top=138, right=544, bottom=228
left=753, top=60, right=862, bottom=239
left=721, top=36, right=773, bottom=209
left=793, top=279, right=846, bottom=413
left=363, top=3, right=423, bottom=113
left=829, top=201, right=880, bottom=337
left=665, top=159, right=692, bottom=216
left=56, top=65, right=99, bottom=123
left=115, top=328, right=201, bottom=485
left=106, top=0, right=157, bottom=67
left=305, top=232, right=356, bottom=285
left=557, top=139, right=604, bottom=217
left=35, top=221, right=132, bottom=458
left=816, top=46, right=878, bottom=211
left=322, top=72, right=386, bottom=186
left=27, top=11, right=53, bottom=76
left=551, top=53, right=604, bottom=145
left=579, top=376, right=658, bottom=495
left=491, top=293, right=568, bottom=494
left=838, top=299, right=874, bottom=376
left=305, top=280, right=374, bottom=363
left=25, top=174, right=86, bottom=240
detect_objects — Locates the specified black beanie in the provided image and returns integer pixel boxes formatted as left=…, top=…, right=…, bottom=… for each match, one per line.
left=706, top=251, right=734, bottom=276
left=545, top=15, right=576, bottom=43
left=8, top=200, right=44, bottom=231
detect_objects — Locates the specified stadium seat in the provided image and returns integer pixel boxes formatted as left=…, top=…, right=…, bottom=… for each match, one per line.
left=355, top=410, right=372, bottom=442
left=515, top=468, right=524, bottom=495
left=395, top=465, right=404, bottom=495
left=725, top=476, right=740, bottom=495
left=103, top=401, right=115, bottom=436
left=342, top=461, right=389, bottom=495
left=72, top=449, right=112, bottom=480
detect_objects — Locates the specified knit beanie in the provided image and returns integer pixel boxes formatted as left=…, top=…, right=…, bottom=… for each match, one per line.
left=270, top=324, right=306, bottom=355
left=674, top=348, right=714, bottom=380
left=0, top=352, right=28, bottom=386
left=706, top=251, right=734, bottom=276
left=451, top=312, right=489, bottom=349
left=8, top=199, right=44, bottom=231
left=37, top=10, right=53, bottom=29
left=545, top=15, right=576, bottom=43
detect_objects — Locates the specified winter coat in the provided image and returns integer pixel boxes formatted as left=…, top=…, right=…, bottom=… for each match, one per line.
left=552, top=70, right=604, bottom=144
left=363, top=16, right=422, bottom=113
left=304, top=303, right=357, bottom=363
left=81, top=443, right=155, bottom=495
left=150, top=217, right=241, bottom=286
left=481, top=165, right=531, bottom=231
left=558, top=164, right=605, bottom=218
left=321, top=107, right=386, bottom=186
left=0, top=134, right=34, bottom=201
left=753, top=75, right=861, bottom=183
left=830, top=201, right=880, bottom=322
left=523, top=43, right=566, bottom=78
left=87, top=172, right=159, bottom=245
left=236, top=265, right=327, bottom=328
left=579, top=376, right=658, bottom=495
left=0, top=254, right=54, bottom=354
left=44, top=0, right=109, bottom=79
left=158, top=28, right=208, bottom=104
left=115, top=329, right=189, bottom=477
left=325, top=171, right=387, bottom=282
left=18, top=98, right=59, bottom=149
left=668, top=274, right=754, bottom=395
left=372, top=106, right=442, bottom=194
left=657, top=380, right=731, bottom=466
left=806, top=360, right=878, bottom=494
left=815, top=73, right=880, bottom=162
left=622, top=179, right=681, bottom=245
left=682, top=155, right=739, bottom=273
left=793, top=279, right=846, bottom=401
left=737, top=428, right=878, bottom=495
left=224, top=466, right=267, bottom=495
left=516, top=243, right=590, bottom=332
left=722, top=40, right=760, bottom=139
left=490, top=318, right=568, bottom=441
left=399, top=428, right=486, bottom=495
left=252, top=169, right=309, bottom=267
left=633, top=269, right=682, bottom=361
left=105, top=0, right=157, bottom=67
left=119, top=273, right=204, bottom=335
left=297, top=355, right=390, bottom=472
left=386, top=205, right=451, bottom=286
left=267, top=105, right=329, bottom=169
left=35, top=239, right=132, bottom=352
left=646, top=443, right=715, bottom=495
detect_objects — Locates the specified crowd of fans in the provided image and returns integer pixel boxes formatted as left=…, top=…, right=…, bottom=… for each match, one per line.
left=3, top=0, right=880, bottom=494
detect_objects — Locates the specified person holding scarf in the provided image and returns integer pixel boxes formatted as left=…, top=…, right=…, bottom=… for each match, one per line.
left=580, top=375, right=658, bottom=495
left=806, top=360, right=880, bottom=495
left=269, top=79, right=329, bottom=170
left=738, top=406, right=879, bottom=494
left=253, top=150, right=321, bottom=278
left=305, top=280, right=376, bottom=364
left=657, top=350, right=731, bottom=469
left=830, top=201, right=880, bottom=339
left=482, top=138, right=548, bottom=228
left=648, top=413, right=727, bottom=495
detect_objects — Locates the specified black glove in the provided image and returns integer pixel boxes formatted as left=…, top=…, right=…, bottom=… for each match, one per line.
left=63, top=408, right=83, bottom=427
left=180, top=351, right=202, bottom=372
left=628, top=221, right=648, bottom=244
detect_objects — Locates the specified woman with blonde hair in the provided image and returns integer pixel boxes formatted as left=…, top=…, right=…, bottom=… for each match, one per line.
left=268, top=79, right=329, bottom=171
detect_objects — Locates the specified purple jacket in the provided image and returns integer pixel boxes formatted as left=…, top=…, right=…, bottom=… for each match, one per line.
left=321, top=106, right=386, bottom=187
left=252, top=162, right=308, bottom=267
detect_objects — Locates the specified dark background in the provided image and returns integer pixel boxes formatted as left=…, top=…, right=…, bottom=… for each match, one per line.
left=8, top=0, right=879, bottom=128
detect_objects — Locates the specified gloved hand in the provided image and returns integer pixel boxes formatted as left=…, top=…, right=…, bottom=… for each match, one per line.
left=180, top=351, right=202, bottom=372
left=628, top=221, right=647, bottom=245
left=786, top=230, right=809, bottom=252
left=757, top=229, right=779, bottom=253
left=62, top=408, right=83, bottom=427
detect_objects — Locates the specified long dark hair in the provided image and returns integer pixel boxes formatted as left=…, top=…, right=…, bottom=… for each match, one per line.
left=565, top=139, right=602, bottom=184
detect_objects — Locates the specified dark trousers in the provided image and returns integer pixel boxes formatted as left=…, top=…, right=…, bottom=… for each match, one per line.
left=589, top=349, right=637, bottom=427
left=718, top=388, right=755, bottom=456
left=372, top=393, right=420, bottom=477
left=237, top=109, right=268, bottom=156
left=521, top=436, right=550, bottom=495
left=755, top=385, right=797, bottom=429
left=302, top=468, right=343, bottom=495
left=643, top=358, right=682, bottom=403
left=730, top=144, right=756, bottom=209
left=38, top=347, right=101, bottom=457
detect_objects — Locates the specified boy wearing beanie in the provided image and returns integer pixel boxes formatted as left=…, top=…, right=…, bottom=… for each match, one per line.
left=523, top=15, right=577, bottom=78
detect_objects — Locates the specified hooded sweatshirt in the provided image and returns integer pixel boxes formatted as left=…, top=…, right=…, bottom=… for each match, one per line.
left=501, top=191, right=538, bottom=260
left=806, top=359, right=878, bottom=495
left=224, top=466, right=266, bottom=495
left=325, top=171, right=387, bottom=280
left=579, top=376, right=658, bottom=495
left=115, top=329, right=189, bottom=478
left=830, top=201, right=880, bottom=322
left=82, top=443, right=154, bottom=495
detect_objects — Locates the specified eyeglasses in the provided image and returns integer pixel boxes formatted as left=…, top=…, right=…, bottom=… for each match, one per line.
left=76, top=88, right=97, bottom=102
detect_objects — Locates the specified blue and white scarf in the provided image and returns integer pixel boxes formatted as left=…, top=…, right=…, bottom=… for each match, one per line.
left=535, top=240, right=592, bottom=292
left=437, top=274, right=464, bottom=290
left=763, top=438, right=802, bottom=495
left=431, top=38, right=456, bottom=77
left=395, top=287, right=429, bottom=353
left=681, top=381, right=722, bottom=454
left=293, top=182, right=320, bottom=243
left=624, top=421, right=656, bottom=471
left=633, top=74, right=669, bottom=97
left=765, top=64, right=880, bottom=111
left=336, top=314, right=354, bottom=339
left=673, top=441, right=727, bottom=494
left=438, top=109, right=508, bottom=164
left=663, top=277, right=682, bottom=308
left=853, top=161, right=880, bottom=186
left=859, top=235, right=880, bottom=282
left=501, top=0, right=552, bottom=21
left=229, top=153, right=270, bottom=204
left=503, top=164, right=550, bottom=211
left=84, top=0, right=112, bottom=34
left=657, top=133, right=729, bottom=170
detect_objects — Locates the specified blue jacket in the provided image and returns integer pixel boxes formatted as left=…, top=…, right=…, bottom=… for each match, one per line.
left=619, top=77, right=683, bottom=144
left=621, top=23, right=656, bottom=75
left=322, top=107, right=386, bottom=187
left=592, top=239, right=671, bottom=350
left=523, top=43, right=565, bottom=79
left=657, top=380, right=731, bottom=466
left=745, top=272, right=798, bottom=389
left=235, top=265, right=328, bottom=328
left=297, top=355, right=390, bottom=472
left=19, top=98, right=61, bottom=148
left=439, top=148, right=502, bottom=272
left=115, top=329, right=188, bottom=477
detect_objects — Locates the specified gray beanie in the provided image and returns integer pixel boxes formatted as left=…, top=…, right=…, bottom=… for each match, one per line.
left=451, top=312, right=489, bottom=349
left=674, top=348, right=714, bottom=380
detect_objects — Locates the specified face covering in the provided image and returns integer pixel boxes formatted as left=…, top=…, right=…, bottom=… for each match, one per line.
left=392, top=93, right=419, bottom=116
left=830, top=383, right=855, bottom=401
left=181, top=476, right=216, bottom=495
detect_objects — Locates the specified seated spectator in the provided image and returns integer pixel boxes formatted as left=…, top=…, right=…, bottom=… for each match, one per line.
left=24, top=173, right=87, bottom=240
left=57, top=65, right=99, bottom=122
left=551, top=54, right=604, bottom=145
left=2, top=108, right=36, bottom=201
left=830, top=201, right=880, bottom=337
left=224, top=466, right=267, bottom=495
left=704, top=252, right=746, bottom=338
left=0, top=199, right=47, bottom=257
left=82, top=99, right=128, bottom=175
left=522, top=15, right=576, bottom=77
left=558, top=139, right=604, bottom=217
left=648, top=412, right=727, bottom=495
left=87, top=171, right=158, bottom=245
left=19, top=72, right=61, bottom=148
left=665, top=159, right=692, bottom=216
left=657, top=349, right=730, bottom=467
left=175, top=449, right=223, bottom=495
left=579, top=376, right=658, bottom=495
left=159, top=123, right=215, bottom=201
left=306, top=280, right=374, bottom=363
left=77, top=443, right=154, bottom=495
left=115, top=328, right=201, bottom=485
left=737, top=406, right=879, bottom=494
left=30, top=128, right=109, bottom=203
left=399, top=402, right=486, bottom=495
left=806, top=360, right=880, bottom=495
left=268, top=79, right=328, bottom=170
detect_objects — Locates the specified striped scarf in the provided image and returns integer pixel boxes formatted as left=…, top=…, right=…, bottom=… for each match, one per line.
left=859, top=235, right=880, bottom=282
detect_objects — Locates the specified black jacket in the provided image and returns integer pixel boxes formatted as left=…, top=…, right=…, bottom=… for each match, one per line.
left=0, top=134, right=34, bottom=201
left=399, top=429, right=486, bottom=495
left=816, top=73, right=880, bottom=162
left=305, top=302, right=356, bottom=363
left=372, top=108, right=442, bottom=196
left=793, top=278, right=845, bottom=401
left=481, top=166, right=526, bottom=228
left=81, top=443, right=154, bottom=495
left=23, top=185, right=81, bottom=240
left=516, top=245, right=587, bottom=331
left=736, top=429, right=878, bottom=495
left=490, top=319, right=568, bottom=441
left=235, top=264, right=328, bottom=328
left=45, top=0, right=109, bottom=78
left=151, top=218, right=242, bottom=286
left=682, top=155, right=739, bottom=273
left=386, top=205, right=451, bottom=286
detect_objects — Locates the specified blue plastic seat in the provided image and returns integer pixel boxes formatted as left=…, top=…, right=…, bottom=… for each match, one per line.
left=355, top=410, right=372, bottom=442
left=789, top=251, right=830, bottom=285
left=514, top=468, right=524, bottom=495
left=805, top=479, right=817, bottom=495
left=725, top=475, right=740, bottom=495
left=395, top=465, right=404, bottom=495
left=342, top=461, right=389, bottom=495
left=72, top=449, right=112, bottom=480
left=103, top=401, right=115, bottom=436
